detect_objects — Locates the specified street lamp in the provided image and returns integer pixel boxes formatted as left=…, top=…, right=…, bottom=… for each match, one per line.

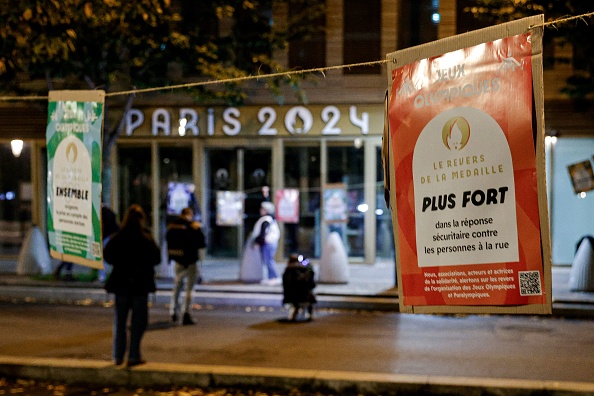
left=10, top=139, right=23, bottom=157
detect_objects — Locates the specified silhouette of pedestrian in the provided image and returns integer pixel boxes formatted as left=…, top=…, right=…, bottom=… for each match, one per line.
left=252, top=201, right=281, bottom=285
left=103, top=204, right=161, bottom=367
left=166, top=207, right=206, bottom=325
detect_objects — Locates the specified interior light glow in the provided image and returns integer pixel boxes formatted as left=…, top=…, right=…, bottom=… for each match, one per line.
left=11, top=140, right=23, bottom=157
left=179, top=118, right=187, bottom=136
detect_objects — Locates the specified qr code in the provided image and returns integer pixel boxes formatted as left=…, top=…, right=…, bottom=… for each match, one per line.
left=91, top=242, right=101, bottom=258
left=518, top=271, right=542, bottom=296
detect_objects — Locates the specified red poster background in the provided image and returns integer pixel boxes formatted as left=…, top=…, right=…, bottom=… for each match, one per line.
left=389, top=33, right=546, bottom=306
left=275, top=189, right=300, bottom=223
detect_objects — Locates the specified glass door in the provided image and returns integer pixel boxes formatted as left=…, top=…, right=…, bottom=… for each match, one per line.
left=376, top=147, right=395, bottom=260
left=206, top=149, right=239, bottom=258
left=283, top=145, right=321, bottom=258
left=243, top=148, right=272, bottom=242
left=205, top=148, right=271, bottom=258
left=158, top=145, right=194, bottom=275
left=117, top=147, right=153, bottom=229
left=326, top=144, right=365, bottom=258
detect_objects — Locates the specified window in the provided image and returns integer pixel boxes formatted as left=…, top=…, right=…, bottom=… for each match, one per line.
left=233, top=5, right=274, bottom=73
left=343, top=0, right=381, bottom=74
left=327, top=145, right=365, bottom=257
left=284, top=146, right=321, bottom=258
left=243, top=148, right=272, bottom=241
left=205, top=148, right=271, bottom=258
left=376, top=147, right=395, bottom=259
left=548, top=138, right=594, bottom=265
left=206, top=149, right=239, bottom=258
left=0, top=142, right=32, bottom=256
left=117, top=147, right=153, bottom=229
left=288, top=0, right=327, bottom=70
left=456, top=0, right=488, bottom=34
left=398, top=0, right=439, bottom=49
left=159, top=145, right=196, bottom=251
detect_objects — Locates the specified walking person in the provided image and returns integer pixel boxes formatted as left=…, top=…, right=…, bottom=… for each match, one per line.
left=166, top=207, right=206, bottom=325
left=103, top=204, right=161, bottom=367
left=252, top=201, right=281, bottom=285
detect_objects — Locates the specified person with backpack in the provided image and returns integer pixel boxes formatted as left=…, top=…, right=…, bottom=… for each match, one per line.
left=252, top=201, right=281, bottom=285
left=166, top=207, right=206, bottom=325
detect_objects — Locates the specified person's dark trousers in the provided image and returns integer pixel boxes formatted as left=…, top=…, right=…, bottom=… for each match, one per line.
left=113, top=294, right=148, bottom=363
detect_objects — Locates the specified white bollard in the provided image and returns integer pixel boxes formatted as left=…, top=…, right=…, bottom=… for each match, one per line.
left=569, top=237, right=594, bottom=292
left=318, top=231, right=349, bottom=284
left=240, top=236, right=263, bottom=283
left=16, top=226, right=52, bottom=275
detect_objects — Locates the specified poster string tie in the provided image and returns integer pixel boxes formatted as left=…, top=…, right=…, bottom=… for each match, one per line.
left=535, top=11, right=594, bottom=29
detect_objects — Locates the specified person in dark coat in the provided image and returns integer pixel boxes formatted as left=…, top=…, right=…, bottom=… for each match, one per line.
left=166, top=207, right=206, bottom=325
left=103, top=204, right=161, bottom=367
left=282, top=254, right=317, bottom=321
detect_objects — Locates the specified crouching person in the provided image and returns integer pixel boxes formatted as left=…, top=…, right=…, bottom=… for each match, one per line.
left=282, top=254, right=317, bottom=321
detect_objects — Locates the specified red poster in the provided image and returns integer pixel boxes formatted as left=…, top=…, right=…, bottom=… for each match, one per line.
left=275, top=189, right=300, bottom=223
left=389, top=33, right=546, bottom=307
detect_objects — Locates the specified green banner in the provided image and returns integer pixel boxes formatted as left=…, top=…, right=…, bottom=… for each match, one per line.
left=46, top=90, right=105, bottom=269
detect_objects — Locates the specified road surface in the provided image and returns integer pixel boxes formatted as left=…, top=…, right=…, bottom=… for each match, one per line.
left=1, top=300, right=594, bottom=383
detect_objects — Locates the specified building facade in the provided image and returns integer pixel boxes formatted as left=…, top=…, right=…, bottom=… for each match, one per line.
left=1, top=0, right=591, bottom=278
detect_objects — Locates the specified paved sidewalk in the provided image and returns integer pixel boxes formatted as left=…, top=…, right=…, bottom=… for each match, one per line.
left=0, top=258, right=399, bottom=311
left=1, top=258, right=593, bottom=315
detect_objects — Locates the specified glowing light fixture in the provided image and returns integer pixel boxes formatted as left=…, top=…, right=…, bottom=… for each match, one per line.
left=545, top=135, right=557, bottom=145
left=357, top=203, right=369, bottom=213
left=11, top=140, right=23, bottom=157
left=178, top=118, right=187, bottom=136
